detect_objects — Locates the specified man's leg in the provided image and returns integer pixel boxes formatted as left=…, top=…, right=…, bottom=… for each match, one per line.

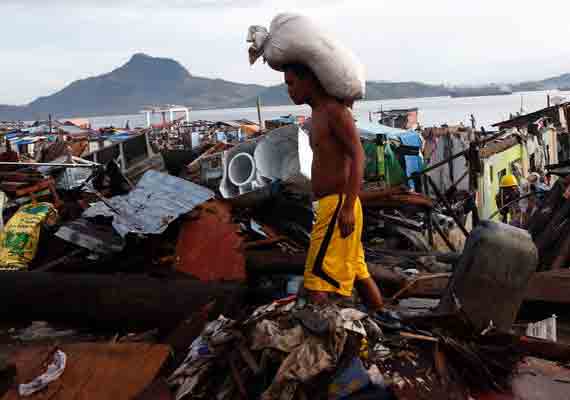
left=353, top=198, right=384, bottom=311
left=303, top=195, right=348, bottom=295
left=355, top=277, right=384, bottom=312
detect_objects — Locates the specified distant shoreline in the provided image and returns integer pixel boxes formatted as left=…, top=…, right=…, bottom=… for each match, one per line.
left=82, top=90, right=561, bottom=132
left=2, top=88, right=565, bottom=123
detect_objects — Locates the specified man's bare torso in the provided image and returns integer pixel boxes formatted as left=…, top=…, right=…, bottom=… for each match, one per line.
left=310, top=102, right=350, bottom=199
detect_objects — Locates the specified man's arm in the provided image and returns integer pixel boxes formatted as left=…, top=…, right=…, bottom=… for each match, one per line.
left=331, top=104, right=365, bottom=238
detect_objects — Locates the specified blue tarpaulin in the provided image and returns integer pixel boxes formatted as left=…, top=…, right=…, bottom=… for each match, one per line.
left=356, top=121, right=408, bottom=139
left=14, top=139, right=35, bottom=145
left=5, top=132, right=23, bottom=139
left=399, top=132, right=424, bottom=189
left=109, top=134, right=132, bottom=141
left=9, top=138, right=27, bottom=145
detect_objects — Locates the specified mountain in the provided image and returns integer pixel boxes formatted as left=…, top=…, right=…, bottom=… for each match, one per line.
left=1, top=54, right=570, bottom=121
left=366, top=81, right=449, bottom=100
left=236, top=81, right=450, bottom=108
left=236, top=84, right=292, bottom=107
left=512, top=73, right=570, bottom=92
left=1, top=54, right=266, bottom=120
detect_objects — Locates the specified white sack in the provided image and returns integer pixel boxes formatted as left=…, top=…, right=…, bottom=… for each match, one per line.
left=247, top=13, right=366, bottom=102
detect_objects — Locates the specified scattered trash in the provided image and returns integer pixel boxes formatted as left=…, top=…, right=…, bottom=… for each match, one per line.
left=367, top=364, right=386, bottom=388
left=18, top=349, right=66, bottom=396
left=526, top=315, right=557, bottom=342
left=2, top=87, right=570, bottom=400
left=329, top=357, right=370, bottom=399
left=12, top=321, right=76, bottom=342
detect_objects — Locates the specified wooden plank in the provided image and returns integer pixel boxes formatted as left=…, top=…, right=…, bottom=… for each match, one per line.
left=1, top=343, right=170, bottom=400
left=246, top=250, right=306, bottom=275
left=525, top=269, right=570, bottom=304
left=392, top=273, right=452, bottom=300
left=399, top=269, right=570, bottom=305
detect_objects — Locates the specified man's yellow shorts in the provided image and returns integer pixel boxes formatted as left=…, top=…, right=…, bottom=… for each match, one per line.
left=303, top=194, right=370, bottom=297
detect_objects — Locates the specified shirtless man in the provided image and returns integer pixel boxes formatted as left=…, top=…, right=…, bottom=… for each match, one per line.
left=283, top=63, right=384, bottom=311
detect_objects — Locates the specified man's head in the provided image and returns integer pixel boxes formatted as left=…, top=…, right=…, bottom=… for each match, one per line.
left=283, top=63, right=323, bottom=105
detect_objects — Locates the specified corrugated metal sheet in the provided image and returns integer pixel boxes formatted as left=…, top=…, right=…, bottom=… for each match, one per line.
left=83, top=170, right=214, bottom=237
left=55, top=218, right=125, bottom=254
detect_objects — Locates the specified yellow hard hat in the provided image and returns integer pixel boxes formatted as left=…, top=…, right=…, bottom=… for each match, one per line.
left=500, top=174, right=518, bottom=188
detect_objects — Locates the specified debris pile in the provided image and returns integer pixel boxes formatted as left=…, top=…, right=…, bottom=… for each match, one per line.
left=1, top=109, right=570, bottom=400
left=165, top=294, right=548, bottom=400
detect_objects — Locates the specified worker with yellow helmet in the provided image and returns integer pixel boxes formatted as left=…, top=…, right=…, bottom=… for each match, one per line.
left=496, top=174, right=521, bottom=224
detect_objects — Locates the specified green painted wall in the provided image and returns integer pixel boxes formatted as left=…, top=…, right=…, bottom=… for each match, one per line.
left=478, top=144, right=525, bottom=220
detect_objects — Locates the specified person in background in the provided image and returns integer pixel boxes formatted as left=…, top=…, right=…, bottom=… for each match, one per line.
left=283, top=63, right=384, bottom=312
left=520, top=172, right=542, bottom=228
left=0, top=140, right=19, bottom=162
left=496, top=174, right=521, bottom=225
left=537, top=172, right=552, bottom=195
left=0, top=141, right=20, bottom=172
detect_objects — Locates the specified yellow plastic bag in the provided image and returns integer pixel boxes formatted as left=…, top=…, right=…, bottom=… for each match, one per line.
left=0, top=202, right=58, bottom=271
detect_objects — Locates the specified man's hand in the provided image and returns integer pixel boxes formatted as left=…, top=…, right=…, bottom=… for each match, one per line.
left=338, top=202, right=356, bottom=238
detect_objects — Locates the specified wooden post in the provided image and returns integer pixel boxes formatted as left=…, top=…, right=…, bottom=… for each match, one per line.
left=423, top=175, right=434, bottom=246
left=256, top=96, right=263, bottom=130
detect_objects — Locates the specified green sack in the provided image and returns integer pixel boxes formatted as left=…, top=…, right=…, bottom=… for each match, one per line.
left=384, top=143, right=406, bottom=186
left=362, top=142, right=378, bottom=180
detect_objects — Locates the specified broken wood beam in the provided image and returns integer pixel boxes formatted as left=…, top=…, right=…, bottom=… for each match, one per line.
left=390, top=273, right=452, bottom=301
left=517, top=336, right=570, bottom=362
left=427, top=176, right=470, bottom=237
left=400, top=331, right=439, bottom=343
left=483, top=332, right=570, bottom=363
left=186, top=142, right=227, bottom=174
left=33, top=249, right=85, bottom=272
left=0, top=272, right=244, bottom=330
left=246, top=249, right=307, bottom=275
left=368, top=248, right=459, bottom=261
left=525, top=269, right=570, bottom=304
left=390, top=269, right=570, bottom=306
left=367, top=263, right=408, bottom=295
left=243, top=237, right=287, bottom=250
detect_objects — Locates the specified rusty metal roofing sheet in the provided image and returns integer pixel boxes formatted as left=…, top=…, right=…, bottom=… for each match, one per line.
left=175, top=200, right=245, bottom=281
left=83, top=170, right=214, bottom=237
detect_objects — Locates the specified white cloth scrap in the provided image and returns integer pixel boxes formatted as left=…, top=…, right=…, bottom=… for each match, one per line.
left=18, top=350, right=67, bottom=396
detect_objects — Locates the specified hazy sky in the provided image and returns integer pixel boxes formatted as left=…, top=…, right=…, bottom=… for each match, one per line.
left=2, top=0, right=570, bottom=104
